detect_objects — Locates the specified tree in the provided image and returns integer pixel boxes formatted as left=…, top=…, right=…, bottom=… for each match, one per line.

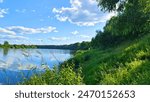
left=97, top=0, right=126, bottom=12
left=110, top=0, right=148, bottom=37
left=139, top=0, right=150, bottom=33
left=91, top=0, right=150, bottom=48
left=3, top=41, right=9, bottom=47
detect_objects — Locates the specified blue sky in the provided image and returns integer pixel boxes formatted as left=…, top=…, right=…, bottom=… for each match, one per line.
left=0, top=0, right=115, bottom=45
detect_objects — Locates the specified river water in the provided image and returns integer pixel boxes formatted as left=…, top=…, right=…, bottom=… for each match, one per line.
left=0, top=48, right=72, bottom=84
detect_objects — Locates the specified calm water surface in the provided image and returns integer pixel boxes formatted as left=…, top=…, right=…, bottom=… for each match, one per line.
left=0, top=48, right=72, bottom=84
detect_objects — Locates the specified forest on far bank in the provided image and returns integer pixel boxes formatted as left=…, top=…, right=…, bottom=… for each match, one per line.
left=0, top=40, right=90, bottom=50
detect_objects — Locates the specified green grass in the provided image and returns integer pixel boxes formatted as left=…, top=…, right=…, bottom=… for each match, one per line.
left=70, top=33, right=150, bottom=84
left=22, top=33, right=150, bottom=85
left=22, top=64, right=83, bottom=85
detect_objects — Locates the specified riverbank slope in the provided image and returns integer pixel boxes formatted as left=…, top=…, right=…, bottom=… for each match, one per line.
left=68, top=33, right=150, bottom=84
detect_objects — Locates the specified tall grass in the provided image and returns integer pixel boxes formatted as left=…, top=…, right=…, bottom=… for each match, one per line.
left=21, top=63, right=83, bottom=85
left=19, top=49, right=83, bottom=85
left=69, top=33, right=150, bottom=85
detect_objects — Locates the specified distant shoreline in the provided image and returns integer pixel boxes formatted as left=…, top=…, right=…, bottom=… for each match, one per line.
left=0, top=41, right=90, bottom=50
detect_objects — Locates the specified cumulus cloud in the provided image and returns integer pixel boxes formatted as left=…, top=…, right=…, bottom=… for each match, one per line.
left=5, top=26, right=57, bottom=34
left=0, top=8, right=8, bottom=18
left=52, top=0, right=115, bottom=26
left=71, top=30, right=79, bottom=35
left=49, top=37, right=69, bottom=41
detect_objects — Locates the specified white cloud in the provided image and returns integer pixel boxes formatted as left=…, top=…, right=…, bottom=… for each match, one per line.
left=0, top=35, right=29, bottom=40
left=15, top=9, right=27, bottom=13
left=7, top=35, right=29, bottom=40
left=49, top=37, right=69, bottom=41
left=6, top=26, right=57, bottom=34
left=0, top=8, right=8, bottom=18
left=0, top=26, right=58, bottom=39
left=71, top=0, right=82, bottom=7
left=79, top=35, right=90, bottom=38
left=71, top=30, right=79, bottom=35
left=89, top=0, right=97, bottom=4
left=52, top=0, right=115, bottom=26
left=0, top=26, right=30, bottom=42
left=0, top=28, right=16, bottom=35
left=0, top=0, right=3, bottom=3
left=55, top=15, right=68, bottom=22
left=15, top=9, right=36, bottom=13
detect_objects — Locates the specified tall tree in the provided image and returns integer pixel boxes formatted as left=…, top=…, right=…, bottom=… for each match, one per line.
left=97, top=0, right=126, bottom=12
left=91, top=0, right=150, bottom=48
left=97, top=0, right=149, bottom=37
left=4, top=41, right=9, bottom=47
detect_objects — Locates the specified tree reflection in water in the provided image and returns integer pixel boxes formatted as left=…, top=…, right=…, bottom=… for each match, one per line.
left=3, top=48, right=9, bottom=56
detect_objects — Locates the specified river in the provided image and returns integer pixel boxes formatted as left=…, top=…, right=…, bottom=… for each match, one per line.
left=0, top=48, right=72, bottom=85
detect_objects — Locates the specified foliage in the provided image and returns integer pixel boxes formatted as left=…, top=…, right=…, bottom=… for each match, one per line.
left=37, top=41, right=91, bottom=50
left=0, top=41, right=90, bottom=50
left=97, top=0, right=126, bottom=12
left=92, top=0, right=150, bottom=49
left=0, top=41, right=36, bottom=49
left=4, top=41, right=9, bottom=46
left=22, top=63, right=83, bottom=85
left=72, top=33, right=150, bottom=84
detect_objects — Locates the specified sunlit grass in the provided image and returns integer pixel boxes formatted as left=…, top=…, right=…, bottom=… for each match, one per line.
left=21, top=63, right=83, bottom=85
left=69, top=33, right=150, bottom=85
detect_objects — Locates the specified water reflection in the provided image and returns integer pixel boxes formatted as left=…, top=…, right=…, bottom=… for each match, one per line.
left=3, top=48, right=9, bottom=56
left=0, top=48, right=72, bottom=84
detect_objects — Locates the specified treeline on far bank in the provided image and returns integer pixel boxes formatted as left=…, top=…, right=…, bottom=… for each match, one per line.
left=0, top=41, right=91, bottom=50
left=36, top=41, right=90, bottom=50
left=0, top=41, right=36, bottom=49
